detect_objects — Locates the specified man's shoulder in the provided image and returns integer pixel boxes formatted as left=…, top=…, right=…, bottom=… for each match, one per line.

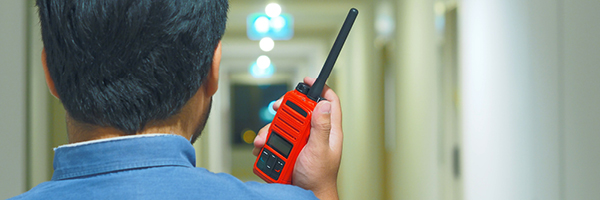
left=9, top=166, right=318, bottom=200
left=242, top=180, right=319, bottom=200
left=168, top=167, right=319, bottom=199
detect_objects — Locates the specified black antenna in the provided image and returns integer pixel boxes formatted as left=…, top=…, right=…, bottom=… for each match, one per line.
left=307, top=8, right=358, bottom=101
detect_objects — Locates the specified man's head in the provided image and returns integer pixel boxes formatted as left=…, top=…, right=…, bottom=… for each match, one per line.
left=37, top=0, right=228, bottom=142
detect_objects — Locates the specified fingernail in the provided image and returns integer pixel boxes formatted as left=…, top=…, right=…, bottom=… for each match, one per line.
left=319, top=101, right=331, bottom=114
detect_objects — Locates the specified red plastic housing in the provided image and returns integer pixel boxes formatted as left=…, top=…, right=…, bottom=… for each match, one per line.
left=253, top=89, right=317, bottom=184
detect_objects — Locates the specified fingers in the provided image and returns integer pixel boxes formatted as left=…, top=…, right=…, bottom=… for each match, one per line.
left=253, top=123, right=270, bottom=156
left=252, top=97, right=282, bottom=157
left=308, top=101, right=332, bottom=148
left=272, top=97, right=283, bottom=111
left=302, top=77, right=339, bottom=103
left=255, top=78, right=342, bottom=156
left=303, top=77, right=342, bottom=148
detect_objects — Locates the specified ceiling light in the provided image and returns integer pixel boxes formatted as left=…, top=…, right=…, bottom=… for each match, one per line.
left=254, top=16, right=270, bottom=33
left=265, top=3, right=282, bottom=18
left=256, top=55, right=271, bottom=70
left=259, top=37, right=275, bottom=52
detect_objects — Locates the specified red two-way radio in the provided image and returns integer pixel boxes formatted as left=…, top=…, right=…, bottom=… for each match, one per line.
left=253, top=8, right=358, bottom=184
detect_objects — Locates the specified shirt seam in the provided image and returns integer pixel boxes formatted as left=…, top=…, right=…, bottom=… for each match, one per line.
left=53, top=159, right=192, bottom=180
left=54, top=133, right=180, bottom=150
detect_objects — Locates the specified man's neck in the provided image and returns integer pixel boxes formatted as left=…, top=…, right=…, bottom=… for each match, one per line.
left=65, top=114, right=191, bottom=144
left=64, top=85, right=210, bottom=144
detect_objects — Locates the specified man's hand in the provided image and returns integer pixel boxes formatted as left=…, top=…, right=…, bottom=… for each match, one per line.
left=253, top=77, right=343, bottom=200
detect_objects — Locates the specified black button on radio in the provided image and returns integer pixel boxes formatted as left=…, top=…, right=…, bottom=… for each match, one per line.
left=266, top=153, right=277, bottom=171
left=257, top=149, right=270, bottom=171
left=259, top=149, right=288, bottom=180
left=295, top=82, right=310, bottom=95
left=271, top=159, right=285, bottom=180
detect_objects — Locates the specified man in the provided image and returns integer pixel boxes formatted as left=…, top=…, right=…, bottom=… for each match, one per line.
left=11, top=0, right=343, bottom=199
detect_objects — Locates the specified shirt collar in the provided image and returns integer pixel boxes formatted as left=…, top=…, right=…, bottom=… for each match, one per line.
left=54, top=133, right=177, bottom=150
left=52, top=134, right=196, bottom=180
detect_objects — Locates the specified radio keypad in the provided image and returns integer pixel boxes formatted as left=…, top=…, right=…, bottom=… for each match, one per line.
left=266, top=154, right=277, bottom=170
left=257, top=150, right=270, bottom=170
left=272, top=160, right=285, bottom=180
left=257, top=149, right=287, bottom=180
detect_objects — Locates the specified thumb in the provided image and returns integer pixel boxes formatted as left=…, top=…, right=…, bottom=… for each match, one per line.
left=309, top=101, right=332, bottom=147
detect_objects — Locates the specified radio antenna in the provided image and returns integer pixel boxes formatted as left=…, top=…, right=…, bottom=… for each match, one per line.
left=307, top=8, right=358, bottom=101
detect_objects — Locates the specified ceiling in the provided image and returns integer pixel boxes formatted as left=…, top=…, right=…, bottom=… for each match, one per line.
left=220, top=0, right=372, bottom=82
left=225, top=0, right=368, bottom=39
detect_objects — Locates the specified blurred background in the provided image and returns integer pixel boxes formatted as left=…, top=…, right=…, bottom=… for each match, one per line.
left=1, top=0, right=599, bottom=199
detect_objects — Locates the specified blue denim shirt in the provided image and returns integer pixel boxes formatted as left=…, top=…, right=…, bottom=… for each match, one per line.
left=10, top=134, right=317, bottom=199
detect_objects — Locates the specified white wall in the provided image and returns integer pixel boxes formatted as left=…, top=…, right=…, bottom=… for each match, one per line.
left=336, top=4, right=386, bottom=200
left=460, top=1, right=535, bottom=199
left=392, top=0, right=440, bottom=199
left=460, top=0, right=600, bottom=199
left=562, top=1, right=600, bottom=199
left=27, top=0, right=52, bottom=188
left=0, top=1, right=28, bottom=198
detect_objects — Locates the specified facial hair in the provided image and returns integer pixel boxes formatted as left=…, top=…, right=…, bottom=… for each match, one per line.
left=190, top=98, right=212, bottom=144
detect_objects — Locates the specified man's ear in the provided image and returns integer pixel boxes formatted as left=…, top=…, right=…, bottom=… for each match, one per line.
left=42, top=49, right=60, bottom=99
left=205, top=41, right=221, bottom=96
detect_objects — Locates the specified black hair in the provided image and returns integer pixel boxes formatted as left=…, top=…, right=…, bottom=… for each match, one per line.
left=36, top=0, right=228, bottom=134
